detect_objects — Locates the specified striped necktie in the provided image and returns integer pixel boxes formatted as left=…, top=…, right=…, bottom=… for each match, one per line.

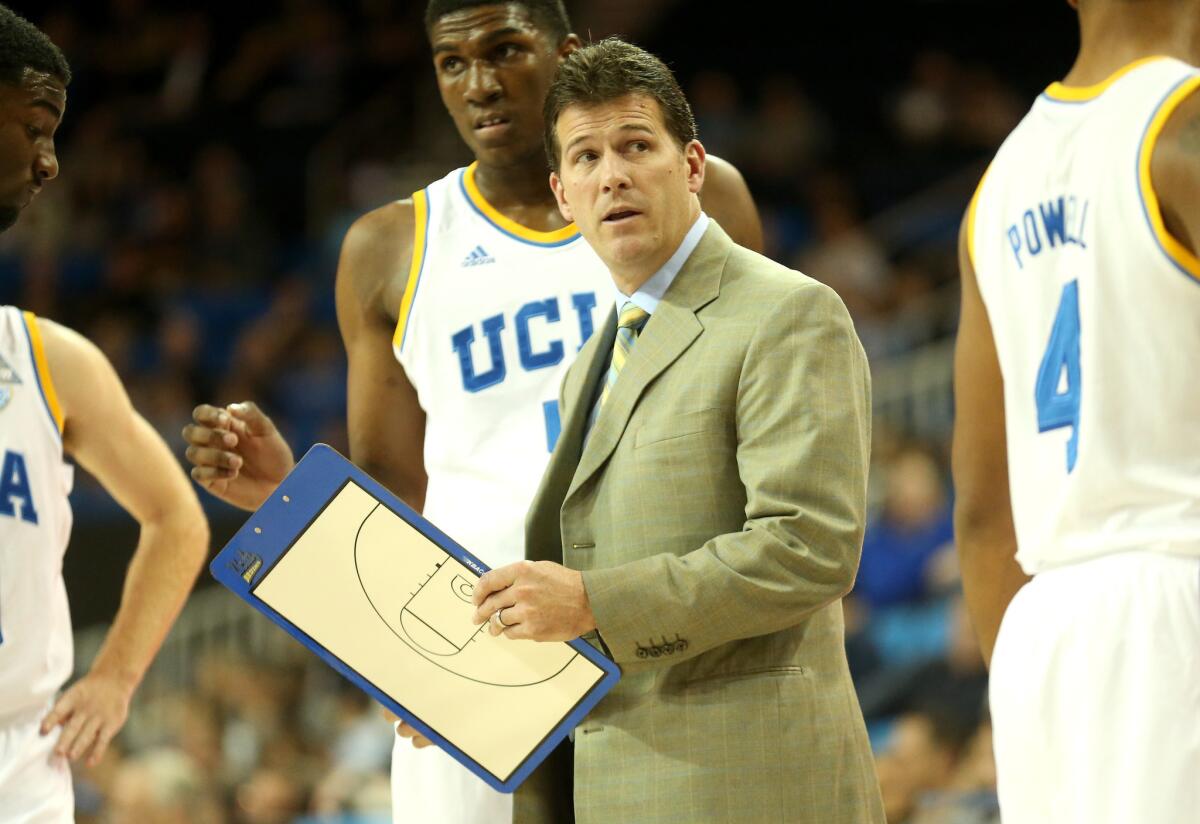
left=584, top=301, right=650, bottom=443
left=600, top=301, right=650, bottom=409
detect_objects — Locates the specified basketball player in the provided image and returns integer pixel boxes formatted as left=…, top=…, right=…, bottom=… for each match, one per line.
left=0, top=6, right=209, bottom=821
left=954, top=1, right=1200, bottom=821
left=182, top=2, right=761, bottom=822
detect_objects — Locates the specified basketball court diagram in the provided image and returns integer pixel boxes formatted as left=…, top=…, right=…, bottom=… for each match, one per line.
left=349, top=499, right=580, bottom=687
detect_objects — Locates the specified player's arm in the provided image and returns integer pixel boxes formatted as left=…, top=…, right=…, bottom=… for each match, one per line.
left=699, top=154, right=765, bottom=253
left=1151, top=87, right=1200, bottom=259
left=335, top=200, right=428, bottom=512
left=35, top=318, right=209, bottom=765
left=951, top=213, right=1029, bottom=668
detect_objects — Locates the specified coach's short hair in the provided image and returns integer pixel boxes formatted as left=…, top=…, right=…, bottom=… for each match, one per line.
left=0, top=4, right=70, bottom=87
left=424, top=0, right=571, bottom=45
left=543, top=38, right=697, bottom=172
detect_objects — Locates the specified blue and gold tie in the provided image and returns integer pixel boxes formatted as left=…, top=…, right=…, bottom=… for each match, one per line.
left=585, top=302, right=649, bottom=440
left=600, top=301, right=650, bottom=409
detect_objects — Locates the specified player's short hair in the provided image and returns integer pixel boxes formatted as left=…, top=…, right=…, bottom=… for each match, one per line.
left=543, top=38, right=697, bottom=172
left=424, top=0, right=571, bottom=45
left=0, top=4, right=71, bottom=87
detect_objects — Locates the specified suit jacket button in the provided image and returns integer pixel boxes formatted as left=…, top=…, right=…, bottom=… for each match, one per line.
left=676, top=640, right=689, bottom=653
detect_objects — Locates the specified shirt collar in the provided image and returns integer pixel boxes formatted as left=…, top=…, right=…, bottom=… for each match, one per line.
left=612, top=212, right=710, bottom=317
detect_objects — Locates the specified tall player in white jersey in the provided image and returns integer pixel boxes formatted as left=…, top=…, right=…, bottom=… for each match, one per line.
left=0, top=6, right=209, bottom=821
left=954, top=1, right=1200, bottom=821
left=181, top=1, right=762, bottom=822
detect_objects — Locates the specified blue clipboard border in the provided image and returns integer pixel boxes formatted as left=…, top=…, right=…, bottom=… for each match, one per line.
left=209, top=444, right=620, bottom=793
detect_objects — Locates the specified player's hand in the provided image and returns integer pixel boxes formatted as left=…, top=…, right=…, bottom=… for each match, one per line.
left=40, top=672, right=132, bottom=767
left=395, top=720, right=434, bottom=749
left=471, top=560, right=596, bottom=642
left=182, top=402, right=294, bottom=511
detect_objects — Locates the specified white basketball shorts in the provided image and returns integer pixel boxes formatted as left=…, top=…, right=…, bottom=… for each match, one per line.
left=990, top=549, right=1200, bottom=823
left=0, top=703, right=73, bottom=823
left=390, top=725, right=512, bottom=824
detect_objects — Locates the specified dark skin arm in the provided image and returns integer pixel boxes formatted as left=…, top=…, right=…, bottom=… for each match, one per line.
left=1151, top=88, right=1200, bottom=259
left=699, top=154, right=764, bottom=253
left=951, top=212, right=1029, bottom=668
left=334, top=201, right=428, bottom=511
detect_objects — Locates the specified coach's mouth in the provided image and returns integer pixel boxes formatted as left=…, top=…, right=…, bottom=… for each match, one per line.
left=603, top=206, right=642, bottom=223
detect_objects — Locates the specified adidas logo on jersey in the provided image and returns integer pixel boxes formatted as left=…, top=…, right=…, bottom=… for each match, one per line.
left=461, top=245, right=495, bottom=267
left=0, top=354, right=21, bottom=385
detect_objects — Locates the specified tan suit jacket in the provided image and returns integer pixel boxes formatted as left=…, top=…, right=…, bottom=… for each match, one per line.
left=516, top=222, right=884, bottom=823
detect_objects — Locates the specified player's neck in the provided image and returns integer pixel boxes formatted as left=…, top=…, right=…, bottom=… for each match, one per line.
left=472, top=156, right=568, bottom=232
left=1067, top=10, right=1200, bottom=86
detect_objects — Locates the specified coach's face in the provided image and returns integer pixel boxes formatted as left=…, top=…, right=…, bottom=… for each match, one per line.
left=549, top=93, right=704, bottom=292
left=0, top=68, right=64, bottom=233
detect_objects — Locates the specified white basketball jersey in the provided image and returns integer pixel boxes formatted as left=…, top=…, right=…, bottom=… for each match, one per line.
left=393, top=163, right=610, bottom=567
left=0, top=307, right=74, bottom=721
left=971, top=56, right=1200, bottom=573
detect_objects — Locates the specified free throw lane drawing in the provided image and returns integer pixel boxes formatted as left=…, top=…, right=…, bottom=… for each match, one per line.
left=352, top=501, right=580, bottom=686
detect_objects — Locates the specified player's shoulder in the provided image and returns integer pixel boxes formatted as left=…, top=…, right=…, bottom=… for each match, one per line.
left=27, top=314, right=120, bottom=428
left=1150, top=76, right=1200, bottom=181
left=1148, top=69, right=1200, bottom=259
left=344, top=198, right=417, bottom=256
left=32, top=314, right=102, bottom=366
left=703, top=155, right=746, bottom=189
left=337, top=198, right=420, bottom=318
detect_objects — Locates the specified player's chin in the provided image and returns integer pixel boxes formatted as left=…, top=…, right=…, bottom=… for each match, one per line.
left=473, top=140, right=538, bottom=167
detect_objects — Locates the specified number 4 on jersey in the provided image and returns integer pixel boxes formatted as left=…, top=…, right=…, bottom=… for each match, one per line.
left=1034, top=280, right=1081, bottom=472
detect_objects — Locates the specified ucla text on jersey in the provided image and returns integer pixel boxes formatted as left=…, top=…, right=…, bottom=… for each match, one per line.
left=452, top=292, right=597, bottom=393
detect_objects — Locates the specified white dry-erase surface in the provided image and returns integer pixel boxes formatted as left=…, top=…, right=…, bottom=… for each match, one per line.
left=210, top=444, right=619, bottom=793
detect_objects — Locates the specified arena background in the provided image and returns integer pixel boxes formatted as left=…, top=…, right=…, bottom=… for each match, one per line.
left=1, top=1, right=1077, bottom=821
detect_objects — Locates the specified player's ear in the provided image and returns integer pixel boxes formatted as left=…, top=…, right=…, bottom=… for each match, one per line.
left=557, top=34, right=583, bottom=61
left=550, top=171, right=573, bottom=222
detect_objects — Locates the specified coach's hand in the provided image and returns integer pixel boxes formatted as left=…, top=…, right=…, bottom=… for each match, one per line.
left=41, top=672, right=132, bottom=767
left=471, top=561, right=596, bottom=641
left=182, top=402, right=294, bottom=511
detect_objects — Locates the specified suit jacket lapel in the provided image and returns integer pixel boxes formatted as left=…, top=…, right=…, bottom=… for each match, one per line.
left=559, top=305, right=616, bottom=465
left=565, top=222, right=733, bottom=502
left=525, top=307, right=615, bottom=561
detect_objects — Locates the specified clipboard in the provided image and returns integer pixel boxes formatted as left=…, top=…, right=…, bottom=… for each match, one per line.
left=209, top=444, right=620, bottom=793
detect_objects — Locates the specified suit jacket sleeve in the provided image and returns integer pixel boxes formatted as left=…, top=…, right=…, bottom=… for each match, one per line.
left=581, top=281, right=871, bottom=673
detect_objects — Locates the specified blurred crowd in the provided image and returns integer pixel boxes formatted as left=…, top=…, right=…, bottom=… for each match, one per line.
left=0, top=1, right=1041, bottom=821
left=73, top=650, right=395, bottom=823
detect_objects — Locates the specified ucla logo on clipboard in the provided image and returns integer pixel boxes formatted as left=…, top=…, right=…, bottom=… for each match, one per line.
left=229, top=549, right=263, bottom=584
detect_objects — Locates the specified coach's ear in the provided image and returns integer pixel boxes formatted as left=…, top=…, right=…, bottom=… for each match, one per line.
left=550, top=171, right=573, bottom=223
